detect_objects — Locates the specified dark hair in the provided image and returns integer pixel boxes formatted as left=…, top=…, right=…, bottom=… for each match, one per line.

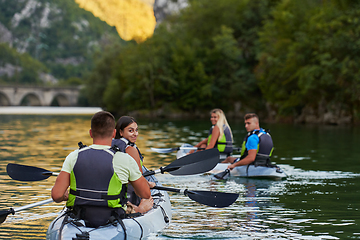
left=91, top=111, right=115, bottom=138
left=244, top=113, right=259, bottom=121
left=115, top=116, right=137, bottom=139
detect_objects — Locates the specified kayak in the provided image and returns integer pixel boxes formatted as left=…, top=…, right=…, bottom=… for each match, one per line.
left=46, top=169, right=171, bottom=240
left=208, top=162, right=287, bottom=180
left=176, top=143, right=230, bottom=160
left=177, top=144, right=287, bottom=180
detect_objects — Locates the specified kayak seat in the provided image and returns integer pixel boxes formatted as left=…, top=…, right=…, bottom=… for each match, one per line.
left=73, top=232, right=89, bottom=240
left=70, top=206, right=126, bottom=228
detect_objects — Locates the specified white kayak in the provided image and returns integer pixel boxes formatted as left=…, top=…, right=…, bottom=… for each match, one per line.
left=209, top=162, right=287, bottom=180
left=176, top=143, right=230, bottom=160
left=177, top=144, right=287, bottom=180
left=46, top=172, right=171, bottom=240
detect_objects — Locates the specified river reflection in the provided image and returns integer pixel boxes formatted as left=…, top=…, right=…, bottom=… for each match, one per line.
left=0, top=115, right=359, bottom=239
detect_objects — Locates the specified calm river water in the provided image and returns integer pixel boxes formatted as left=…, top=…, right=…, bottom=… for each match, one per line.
left=0, top=114, right=359, bottom=239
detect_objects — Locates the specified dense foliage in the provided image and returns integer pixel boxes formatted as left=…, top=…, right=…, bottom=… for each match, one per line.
left=3, top=0, right=360, bottom=122
left=85, top=0, right=279, bottom=114
left=0, top=43, right=47, bottom=85
left=256, top=0, right=360, bottom=119
left=84, top=0, right=360, bottom=122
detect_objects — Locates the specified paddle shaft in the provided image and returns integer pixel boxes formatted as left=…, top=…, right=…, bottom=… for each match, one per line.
left=7, top=148, right=220, bottom=182
left=14, top=198, right=53, bottom=212
left=0, top=198, right=53, bottom=224
left=151, top=146, right=241, bottom=154
left=153, top=185, right=183, bottom=194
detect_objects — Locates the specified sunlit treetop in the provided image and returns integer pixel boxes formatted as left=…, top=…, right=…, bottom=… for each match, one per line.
left=75, top=0, right=156, bottom=43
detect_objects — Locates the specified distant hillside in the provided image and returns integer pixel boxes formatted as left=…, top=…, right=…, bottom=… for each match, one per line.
left=0, top=0, right=122, bottom=85
left=0, top=0, right=188, bottom=87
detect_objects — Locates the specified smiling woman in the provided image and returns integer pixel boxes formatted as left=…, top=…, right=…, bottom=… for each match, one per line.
left=75, top=0, right=156, bottom=42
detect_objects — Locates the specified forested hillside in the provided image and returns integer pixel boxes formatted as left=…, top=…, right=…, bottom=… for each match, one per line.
left=84, top=0, right=360, bottom=124
left=1, top=0, right=360, bottom=124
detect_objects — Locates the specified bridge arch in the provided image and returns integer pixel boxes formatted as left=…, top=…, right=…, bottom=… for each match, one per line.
left=0, top=92, right=10, bottom=106
left=20, top=93, right=42, bottom=106
left=50, top=93, right=70, bottom=106
left=0, top=86, right=80, bottom=106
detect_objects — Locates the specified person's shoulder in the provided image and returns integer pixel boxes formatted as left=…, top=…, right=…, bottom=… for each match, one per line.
left=213, top=125, right=220, bottom=130
left=114, top=151, right=135, bottom=162
left=66, top=148, right=80, bottom=158
left=114, top=151, right=130, bottom=157
left=248, top=132, right=260, bottom=141
left=113, top=152, right=138, bottom=170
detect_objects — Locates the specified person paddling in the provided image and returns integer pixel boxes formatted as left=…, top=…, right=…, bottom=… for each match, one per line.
left=112, top=116, right=155, bottom=211
left=51, top=111, right=153, bottom=228
left=223, top=113, right=276, bottom=170
left=190, top=108, right=233, bottom=156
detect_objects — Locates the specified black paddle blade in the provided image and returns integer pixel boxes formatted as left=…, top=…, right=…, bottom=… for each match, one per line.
left=185, top=190, right=239, bottom=208
left=7, top=163, right=52, bottom=181
left=0, top=208, right=14, bottom=224
left=166, top=148, right=220, bottom=175
left=214, top=169, right=231, bottom=180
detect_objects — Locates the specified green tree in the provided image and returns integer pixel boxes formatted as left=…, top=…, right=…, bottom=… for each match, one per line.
left=0, top=43, right=47, bottom=85
left=257, top=0, right=360, bottom=120
left=94, top=0, right=279, bottom=114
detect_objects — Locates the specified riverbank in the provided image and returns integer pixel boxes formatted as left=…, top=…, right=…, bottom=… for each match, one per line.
left=0, top=106, right=102, bottom=115
left=128, top=107, right=355, bottom=125
left=1, top=106, right=354, bottom=125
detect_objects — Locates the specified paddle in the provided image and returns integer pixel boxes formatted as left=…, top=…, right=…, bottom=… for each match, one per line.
left=151, top=146, right=204, bottom=154
left=153, top=185, right=238, bottom=208
left=7, top=148, right=220, bottom=181
left=0, top=198, right=53, bottom=224
left=213, top=158, right=240, bottom=180
left=214, top=169, right=231, bottom=180
left=7, top=163, right=59, bottom=181
left=143, top=148, right=220, bottom=177
left=151, top=146, right=241, bottom=154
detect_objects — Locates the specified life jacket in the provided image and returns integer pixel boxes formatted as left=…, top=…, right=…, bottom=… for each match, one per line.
left=67, top=143, right=128, bottom=227
left=111, top=138, right=143, bottom=206
left=112, top=138, right=144, bottom=165
left=240, top=129, right=274, bottom=166
left=207, top=125, right=233, bottom=154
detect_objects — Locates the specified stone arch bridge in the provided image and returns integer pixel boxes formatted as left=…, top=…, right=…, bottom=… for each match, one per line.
left=0, top=85, right=80, bottom=106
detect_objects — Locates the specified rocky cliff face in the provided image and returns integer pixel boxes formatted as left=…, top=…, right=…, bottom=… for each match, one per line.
left=0, top=0, right=120, bottom=83
left=153, top=0, right=188, bottom=23
left=0, top=0, right=188, bottom=84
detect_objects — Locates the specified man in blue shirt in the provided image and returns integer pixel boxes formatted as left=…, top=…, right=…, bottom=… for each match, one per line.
left=223, top=113, right=274, bottom=170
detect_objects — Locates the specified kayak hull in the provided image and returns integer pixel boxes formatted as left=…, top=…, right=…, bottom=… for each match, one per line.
left=177, top=143, right=287, bottom=180
left=46, top=171, right=171, bottom=240
left=209, top=162, right=287, bottom=180
left=176, top=143, right=229, bottom=160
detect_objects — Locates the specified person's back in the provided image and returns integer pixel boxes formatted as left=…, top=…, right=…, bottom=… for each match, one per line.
left=51, top=111, right=151, bottom=227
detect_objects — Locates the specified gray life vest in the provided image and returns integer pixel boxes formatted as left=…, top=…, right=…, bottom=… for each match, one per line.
left=240, top=129, right=274, bottom=166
